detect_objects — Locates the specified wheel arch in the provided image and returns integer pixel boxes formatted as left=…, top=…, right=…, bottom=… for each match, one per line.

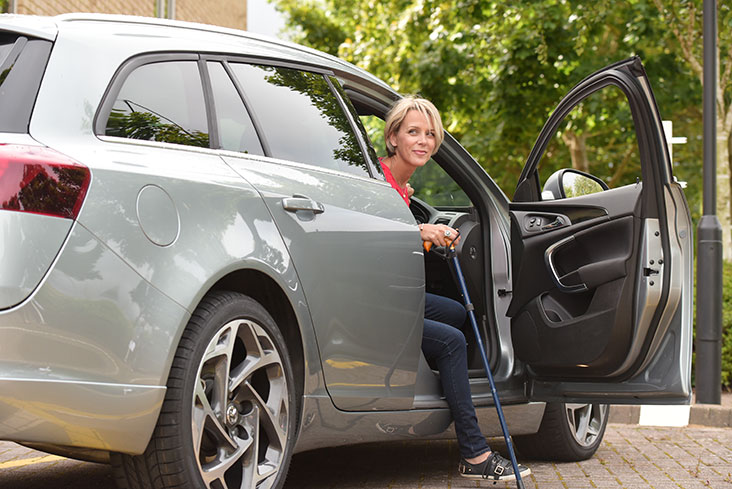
left=208, top=268, right=306, bottom=405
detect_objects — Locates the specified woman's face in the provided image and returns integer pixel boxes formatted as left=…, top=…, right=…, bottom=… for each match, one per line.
left=389, top=109, right=436, bottom=169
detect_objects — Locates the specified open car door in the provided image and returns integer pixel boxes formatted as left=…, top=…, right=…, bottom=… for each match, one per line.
left=508, top=57, right=693, bottom=404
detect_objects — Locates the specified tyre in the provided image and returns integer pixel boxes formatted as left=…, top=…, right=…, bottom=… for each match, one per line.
left=112, top=291, right=297, bottom=489
left=513, top=403, right=609, bottom=461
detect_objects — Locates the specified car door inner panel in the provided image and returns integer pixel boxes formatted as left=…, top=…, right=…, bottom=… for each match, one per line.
left=508, top=184, right=643, bottom=377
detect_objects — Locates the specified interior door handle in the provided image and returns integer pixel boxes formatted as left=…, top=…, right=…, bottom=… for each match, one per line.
left=541, top=217, right=566, bottom=231
left=282, top=194, right=325, bottom=214
left=544, top=235, right=588, bottom=293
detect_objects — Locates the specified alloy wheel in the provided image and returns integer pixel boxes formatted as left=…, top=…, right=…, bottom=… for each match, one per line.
left=193, top=319, right=290, bottom=489
left=564, top=403, right=608, bottom=448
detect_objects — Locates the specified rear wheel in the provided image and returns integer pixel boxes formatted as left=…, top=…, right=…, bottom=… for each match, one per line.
left=112, top=291, right=297, bottom=489
left=514, top=402, right=609, bottom=461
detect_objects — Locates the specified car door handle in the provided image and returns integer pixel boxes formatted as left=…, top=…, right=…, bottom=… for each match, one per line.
left=541, top=217, right=566, bottom=231
left=282, top=194, right=325, bottom=214
left=544, top=235, right=588, bottom=293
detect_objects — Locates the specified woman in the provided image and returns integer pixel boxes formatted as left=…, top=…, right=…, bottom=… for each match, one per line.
left=380, top=96, right=530, bottom=482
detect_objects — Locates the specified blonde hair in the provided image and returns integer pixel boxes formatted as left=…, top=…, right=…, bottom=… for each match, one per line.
left=384, top=96, right=444, bottom=157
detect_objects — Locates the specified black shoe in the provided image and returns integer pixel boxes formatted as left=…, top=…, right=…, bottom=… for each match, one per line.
left=458, top=452, right=531, bottom=481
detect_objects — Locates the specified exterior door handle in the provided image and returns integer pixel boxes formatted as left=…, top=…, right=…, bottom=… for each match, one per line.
left=282, top=194, right=325, bottom=214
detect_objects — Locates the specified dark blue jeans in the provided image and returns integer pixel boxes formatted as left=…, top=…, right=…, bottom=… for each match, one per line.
left=422, top=292, right=491, bottom=459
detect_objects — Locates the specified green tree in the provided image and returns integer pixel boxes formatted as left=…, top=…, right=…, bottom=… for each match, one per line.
left=273, top=0, right=702, bottom=201
left=273, top=0, right=730, bottom=388
left=652, top=0, right=732, bottom=259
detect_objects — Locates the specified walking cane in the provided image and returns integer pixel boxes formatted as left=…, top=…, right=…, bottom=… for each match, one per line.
left=425, top=235, right=525, bottom=488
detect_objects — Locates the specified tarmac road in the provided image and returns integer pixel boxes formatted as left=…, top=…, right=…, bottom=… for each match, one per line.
left=1, top=423, right=730, bottom=489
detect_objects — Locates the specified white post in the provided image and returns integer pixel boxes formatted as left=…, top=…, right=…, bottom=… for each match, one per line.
left=662, top=120, right=688, bottom=167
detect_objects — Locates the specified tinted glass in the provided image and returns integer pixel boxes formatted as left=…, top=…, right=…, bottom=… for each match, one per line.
left=229, top=63, right=369, bottom=177
left=0, top=34, right=52, bottom=133
left=329, top=77, right=379, bottom=171
left=105, top=61, right=209, bottom=148
left=0, top=33, right=17, bottom=61
left=207, top=62, right=264, bottom=155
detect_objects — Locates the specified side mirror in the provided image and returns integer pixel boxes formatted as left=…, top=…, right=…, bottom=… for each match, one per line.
left=542, top=169, right=609, bottom=200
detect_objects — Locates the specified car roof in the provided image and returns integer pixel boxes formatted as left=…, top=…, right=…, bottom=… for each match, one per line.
left=0, top=14, right=58, bottom=40
left=30, top=13, right=389, bottom=91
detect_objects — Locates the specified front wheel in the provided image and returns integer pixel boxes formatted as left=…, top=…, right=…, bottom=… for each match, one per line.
left=513, top=403, right=609, bottom=461
left=112, top=291, right=297, bottom=489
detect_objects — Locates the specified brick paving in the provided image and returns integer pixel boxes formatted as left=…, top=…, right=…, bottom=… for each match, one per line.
left=0, top=424, right=730, bottom=488
left=284, top=424, right=732, bottom=489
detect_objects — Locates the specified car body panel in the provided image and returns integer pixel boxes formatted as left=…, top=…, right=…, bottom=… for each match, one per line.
left=295, top=394, right=545, bottom=453
left=0, top=211, right=71, bottom=308
left=0, top=378, right=165, bottom=454
left=223, top=153, right=425, bottom=411
left=0, top=223, right=181, bottom=453
left=0, top=223, right=189, bottom=385
left=0, top=15, right=57, bottom=41
left=509, top=57, right=693, bottom=403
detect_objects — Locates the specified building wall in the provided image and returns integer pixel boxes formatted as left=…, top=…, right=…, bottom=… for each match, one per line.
left=16, top=0, right=154, bottom=17
left=175, top=0, right=246, bottom=31
left=13, top=0, right=246, bottom=30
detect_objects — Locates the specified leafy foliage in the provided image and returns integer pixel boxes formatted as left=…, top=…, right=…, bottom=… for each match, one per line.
left=272, top=0, right=732, bottom=387
left=272, top=0, right=702, bottom=201
left=562, top=172, right=606, bottom=198
left=537, top=85, right=642, bottom=189
left=693, top=259, right=732, bottom=390
left=722, top=261, right=732, bottom=389
left=106, top=110, right=210, bottom=148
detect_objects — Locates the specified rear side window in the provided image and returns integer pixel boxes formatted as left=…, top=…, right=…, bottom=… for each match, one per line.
left=228, top=63, right=370, bottom=177
left=0, top=33, right=52, bottom=133
left=207, top=61, right=264, bottom=155
left=104, top=61, right=210, bottom=148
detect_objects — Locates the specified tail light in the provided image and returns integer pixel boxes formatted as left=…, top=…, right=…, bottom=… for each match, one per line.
left=0, top=144, right=90, bottom=220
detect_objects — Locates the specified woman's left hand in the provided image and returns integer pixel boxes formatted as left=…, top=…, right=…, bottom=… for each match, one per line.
left=419, top=223, right=460, bottom=248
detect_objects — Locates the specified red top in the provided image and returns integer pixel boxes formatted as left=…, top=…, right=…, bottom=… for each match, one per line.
left=379, top=158, right=410, bottom=205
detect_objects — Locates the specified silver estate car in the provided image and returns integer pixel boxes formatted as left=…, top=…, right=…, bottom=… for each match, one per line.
left=0, top=13, right=692, bottom=489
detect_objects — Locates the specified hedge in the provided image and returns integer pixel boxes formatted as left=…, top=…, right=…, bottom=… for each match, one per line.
left=720, top=260, right=732, bottom=389
left=693, top=259, right=732, bottom=390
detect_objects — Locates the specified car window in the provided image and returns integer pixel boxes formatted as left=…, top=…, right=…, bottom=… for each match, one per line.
left=207, top=61, right=264, bottom=155
left=359, top=114, right=471, bottom=207
left=228, top=63, right=370, bottom=177
left=0, top=33, right=52, bottom=133
left=104, top=61, right=210, bottom=148
left=537, top=85, right=641, bottom=194
left=329, top=78, right=380, bottom=171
